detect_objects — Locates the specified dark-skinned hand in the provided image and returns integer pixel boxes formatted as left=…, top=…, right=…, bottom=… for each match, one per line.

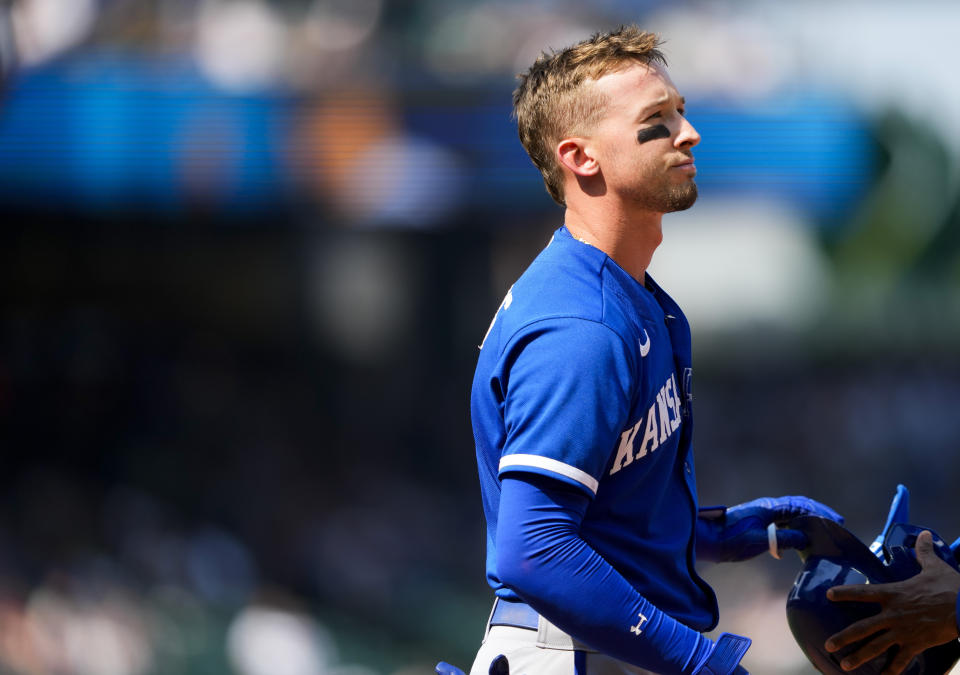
left=824, top=530, right=960, bottom=674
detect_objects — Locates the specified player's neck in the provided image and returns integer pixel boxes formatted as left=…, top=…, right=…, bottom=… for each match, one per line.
left=564, top=202, right=663, bottom=285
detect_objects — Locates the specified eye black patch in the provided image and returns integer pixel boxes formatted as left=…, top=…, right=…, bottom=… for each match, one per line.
left=636, top=124, right=670, bottom=144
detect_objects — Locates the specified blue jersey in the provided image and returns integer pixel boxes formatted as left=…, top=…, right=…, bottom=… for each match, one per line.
left=471, top=225, right=719, bottom=632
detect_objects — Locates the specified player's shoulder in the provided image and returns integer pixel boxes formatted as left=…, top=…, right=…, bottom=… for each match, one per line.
left=481, top=226, right=663, bottom=357
left=510, top=229, right=606, bottom=316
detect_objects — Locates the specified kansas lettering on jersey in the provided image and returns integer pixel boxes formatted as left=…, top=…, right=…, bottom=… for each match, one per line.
left=610, top=373, right=683, bottom=476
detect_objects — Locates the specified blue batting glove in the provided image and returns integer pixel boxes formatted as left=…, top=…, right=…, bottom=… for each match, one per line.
left=692, top=632, right=751, bottom=675
left=696, top=496, right=844, bottom=563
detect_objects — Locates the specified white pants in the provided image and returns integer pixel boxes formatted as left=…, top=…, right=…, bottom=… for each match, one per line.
left=471, top=622, right=657, bottom=675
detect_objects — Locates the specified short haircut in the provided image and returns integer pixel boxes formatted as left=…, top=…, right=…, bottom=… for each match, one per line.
left=513, top=26, right=666, bottom=206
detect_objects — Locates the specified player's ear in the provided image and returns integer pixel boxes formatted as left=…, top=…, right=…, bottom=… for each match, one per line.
left=557, top=138, right=599, bottom=177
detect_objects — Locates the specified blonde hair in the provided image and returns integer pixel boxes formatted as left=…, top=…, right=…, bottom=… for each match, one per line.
left=513, top=26, right=666, bottom=206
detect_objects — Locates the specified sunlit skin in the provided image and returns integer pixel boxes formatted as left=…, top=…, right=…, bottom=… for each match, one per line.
left=825, top=530, right=960, bottom=674
left=557, top=62, right=701, bottom=284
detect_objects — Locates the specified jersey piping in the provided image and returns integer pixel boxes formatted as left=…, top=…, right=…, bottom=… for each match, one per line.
left=499, top=453, right=601, bottom=495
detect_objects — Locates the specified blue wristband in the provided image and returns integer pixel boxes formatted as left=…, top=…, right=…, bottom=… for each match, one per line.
left=695, top=633, right=751, bottom=675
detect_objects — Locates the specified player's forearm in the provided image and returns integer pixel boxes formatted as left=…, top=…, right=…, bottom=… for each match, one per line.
left=497, top=475, right=717, bottom=674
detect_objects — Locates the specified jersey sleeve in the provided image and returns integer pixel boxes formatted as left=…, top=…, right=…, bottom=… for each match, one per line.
left=498, top=318, right=636, bottom=497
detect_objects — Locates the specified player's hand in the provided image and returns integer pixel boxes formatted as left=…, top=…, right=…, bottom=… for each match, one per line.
left=696, top=496, right=843, bottom=563
left=825, top=530, right=960, bottom=674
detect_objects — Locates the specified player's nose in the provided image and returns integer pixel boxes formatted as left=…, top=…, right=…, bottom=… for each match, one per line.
left=676, top=116, right=700, bottom=149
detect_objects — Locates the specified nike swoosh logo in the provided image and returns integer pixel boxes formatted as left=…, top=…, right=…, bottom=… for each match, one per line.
left=638, top=329, right=651, bottom=357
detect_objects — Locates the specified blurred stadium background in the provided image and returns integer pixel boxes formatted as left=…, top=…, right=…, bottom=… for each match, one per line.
left=1, top=0, right=959, bottom=673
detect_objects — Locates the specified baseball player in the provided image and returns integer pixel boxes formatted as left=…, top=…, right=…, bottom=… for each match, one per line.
left=468, top=26, right=843, bottom=675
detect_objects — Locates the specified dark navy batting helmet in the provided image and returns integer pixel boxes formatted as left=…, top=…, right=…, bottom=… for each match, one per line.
left=785, top=485, right=960, bottom=674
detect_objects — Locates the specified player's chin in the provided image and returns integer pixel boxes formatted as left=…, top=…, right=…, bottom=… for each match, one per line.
left=665, top=183, right=698, bottom=212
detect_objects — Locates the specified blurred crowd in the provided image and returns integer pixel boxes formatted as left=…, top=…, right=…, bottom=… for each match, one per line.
left=2, top=0, right=960, bottom=673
